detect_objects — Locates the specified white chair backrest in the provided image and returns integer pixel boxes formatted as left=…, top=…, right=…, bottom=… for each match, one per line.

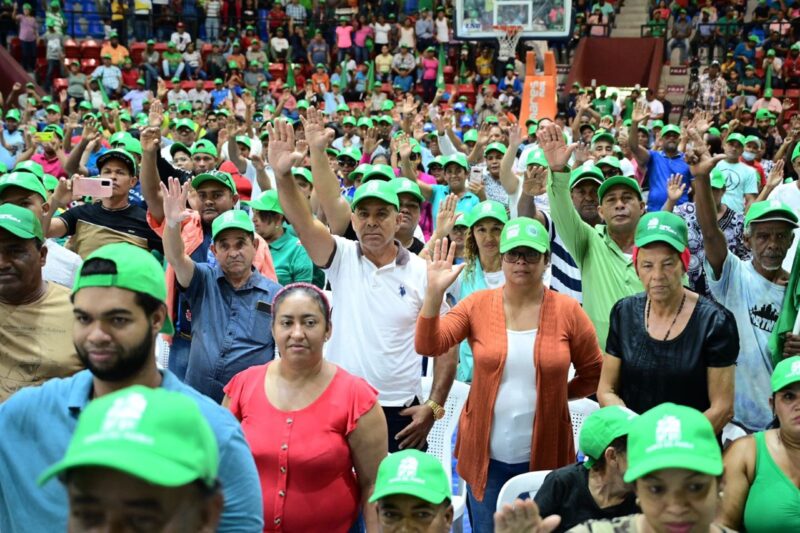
left=496, top=470, right=552, bottom=511
left=568, top=398, right=600, bottom=451
left=421, top=377, right=470, bottom=486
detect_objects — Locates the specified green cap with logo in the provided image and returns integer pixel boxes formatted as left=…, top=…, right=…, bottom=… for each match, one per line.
left=771, top=356, right=800, bottom=392
left=624, top=403, right=723, bottom=483
left=484, top=142, right=507, bottom=156
left=357, top=117, right=373, bottom=128
left=351, top=179, right=399, bottom=211
left=591, top=130, right=615, bottom=146
left=5, top=109, right=21, bottom=122
left=13, top=160, right=45, bottom=181
left=191, top=139, right=218, bottom=158
left=660, top=124, right=681, bottom=137
left=744, top=199, right=800, bottom=229
left=570, top=163, right=605, bottom=189
left=192, top=170, right=237, bottom=194
left=362, top=164, right=396, bottom=183
left=393, top=177, right=424, bottom=203
left=500, top=216, right=549, bottom=253
left=291, top=167, right=313, bottom=184
left=744, top=135, right=762, bottom=148
left=349, top=163, right=371, bottom=182
left=580, top=406, right=638, bottom=469
left=370, top=449, right=451, bottom=504
left=598, top=175, right=642, bottom=201
left=342, top=116, right=357, bottom=127
left=726, top=133, right=746, bottom=146
left=247, top=190, right=283, bottom=214
left=468, top=200, right=509, bottom=228
left=0, top=171, right=48, bottom=201
left=211, top=209, right=254, bottom=239
left=443, top=153, right=469, bottom=172
left=38, top=386, right=218, bottom=488
left=73, top=243, right=173, bottom=334
left=755, top=109, right=774, bottom=121
left=338, top=146, right=363, bottom=162
left=0, top=203, right=44, bottom=241
left=597, top=156, right=621, bottom=171
left=525, top=148, right=549, bottom=168
left=635, top=211, right=688, bottom=253
left=710, top=168, right=726, bottom=189
left=43, top=174, right=59, bottom=192
left=177, top=101, right=192, bottom=114
left=463, top=130, right=478, bottom=143
left=96, top=149, right=138, bottom=176
left=234, top=135, right=252, bottom=150
left=169, top=142, right=191, bottom=158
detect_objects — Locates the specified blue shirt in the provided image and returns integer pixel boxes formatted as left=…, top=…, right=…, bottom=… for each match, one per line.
left=182, top=262, right=282, bottom=403
left=85, top=145, right=108, bottom=176
left=645, top=150, right=693, bottom=212
left=394, top=74, right=414, bottom=92
left=0, top=369, right=264, bottom=533
left=211, top=88, right=231, bottom=108
left=429, top=184, right=480, bottom=229
left=0, top=128, right=24, bottom=169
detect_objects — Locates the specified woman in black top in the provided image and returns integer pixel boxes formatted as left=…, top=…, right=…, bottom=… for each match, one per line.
left=597, top=211, right=737, bottom=434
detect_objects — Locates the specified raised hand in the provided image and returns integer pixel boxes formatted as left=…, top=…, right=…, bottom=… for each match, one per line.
left=508, top=123, right=523, bottom=149
left=494, top=499, right=561, bottom=533
left=689, top=152, right=725, bottom=180
left=51, top=176, right=74, bottom=208
left=149, top=100, right=164, bottom=128
left=599, top=115, right=613, bottom=130
left=363, top=126, right=379, bottom=155
left=766, top=159, right=785, bottom=189
left=426, top=237, right=466, bottom=294
left=139, top=126, right=162, bottom=153
left=476, top=121, right=492, bottom=145
left=575, top=93, right=590, bottom=112
left=435, top=193, right=458, bottom=237
left=266, top=119, right=304, bottom=177
left=250, top=151, right=266, bottom=171
left=631, top=100, right=650, bottom=123
left=397, top=134, right=413, bottom=161
left=159, top=177, right=192, bottom=229
left=537, top=123, right=577, bottom=171
left=522, top=165, right=548, bottom=197
left=300, top=106, right=335, bottom=152
left=666, top=173, right=687, bottom=202
left=467, top=179, right=486, bottom=201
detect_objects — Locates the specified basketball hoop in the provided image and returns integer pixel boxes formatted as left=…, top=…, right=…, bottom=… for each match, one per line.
left=493, top=25, right=524, bottom=61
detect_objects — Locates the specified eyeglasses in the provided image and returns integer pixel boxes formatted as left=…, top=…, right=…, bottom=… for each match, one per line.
left=502, top=248, right=543, bottom=264
left=338, top=158, right=356, bottom=167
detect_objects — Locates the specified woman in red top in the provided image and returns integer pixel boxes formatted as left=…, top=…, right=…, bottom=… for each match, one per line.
left=224, top=283, right=387, bottom=532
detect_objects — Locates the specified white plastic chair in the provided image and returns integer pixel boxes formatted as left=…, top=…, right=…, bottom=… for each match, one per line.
left=496, top=470, right=552, bottom=511
left=568, top=398, right=600, bottom=452
left=421, top=377, right=469, bottom=533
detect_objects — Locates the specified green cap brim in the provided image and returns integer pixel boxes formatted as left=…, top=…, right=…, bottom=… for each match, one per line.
left=598, top=176, right=642, bottom=200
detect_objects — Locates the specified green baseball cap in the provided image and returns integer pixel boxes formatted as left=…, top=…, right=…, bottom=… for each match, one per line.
left=744, top=135, right=762, bottom=148
left=73, top=243, right=173, bottom=334
left=247, top=190, right=283, bottom=214
left=0, top=203, right=43, bottom=241
left=349, top=163, right=371, bottom=182
left=336, top=103, right=350, bottom=113
left=591, top=131, right=615, bottom=146
left=342, top=116, right=357, bottom=126
left=393, top=177, right=424, bottom=203
left=292, top=167, right=313, bottom=184
left=234, top=135, right=252, bottom=150
left=169, top=142, right=191, bottom=158
left=463, top=130, right=478, bottom=143
left=214, top=78, right=223, bottom=84
left=325, top=147, right=340, bottom=158
left=177, top=101, right=192, bottom=113
left=484, top=115, right=499, bottom=124
left=793, top=143, right=800, bottom=162
left=382, top=100, right=395, bottom=111
left=596, top=156, right=622, bottom=170
left=362, top=163, right=395, bottom=183
left=45, top=104, right=61, bottom=114
left=707, top=127, right=721, bottom=137
left=117, top=137, right=142, bottom=157
left=192, top=170, right=237, bottom=193
left=38, top=386, right=218, bottom=488
left=43, top=174, right=59, bottom=192
left=369, top=449, right=451, bottom=504
left=78, top=101, right=93, bottom=111
left=443, top=153, right=469, bottom=172
left=527, top=124, right=538, bottom=136
left=109, top=131, right=132, bottom=145
left=296, top=99, right=310, bottom=110
left=525, top=148, right=549, bottom=168
left=580, top=406, right=638, bottom=469
left=0, top=171, right=48, bottom=201
left=499, top=216, right=549, bottom=254
left=635, top=211, right=689, bottom=253
left=211, top=209, right=254, bottom=240
left=191, top=139, right=218, bottom=158
left=468, top=200, right=509, bottom=228
left=44, top=125, right=64, bottom=139
left=624, top=403, right=723, bottom=483
left=174, top=118, right=197, bottom=132
left=351, top=179, right=399, bottom=211
left=453, top=208, right=470, bottom=228
left=357, top=117, right=373, bottom=128
left=569, top=163, right=604, bottom=189
left=96, top=149, right=138, bottom=176
left=598, top=175, right=642, bottom=201
left=483, top=142, right=507, bottom=156
left=338, top=146, right=363, bottom=162
left=755, top=109, right=774, bottom=121
left=377, top=115, right=394, bottom=125
left=744, top=199, right=800, bottom=229
left=660, top=124, right=681, bottom=137
left=771, top=356, right=800, bottom=392
left=13, top=160, right=44, bottom=181
left=428, top=156, right=444, bottom=169
left=651, top=120, right=664, bottom=129
left=710, top=168, right=726, bottom=189
left=726, top=133, right=746, bottom=146
left=5, top=109, right=21, bottom=122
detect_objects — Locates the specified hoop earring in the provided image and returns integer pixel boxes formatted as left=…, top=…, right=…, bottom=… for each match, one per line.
left=635, top=497, right=640, bottom=507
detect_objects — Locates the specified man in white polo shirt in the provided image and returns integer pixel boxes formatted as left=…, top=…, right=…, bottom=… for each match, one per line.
left=267, top=115, right=456, bottom=453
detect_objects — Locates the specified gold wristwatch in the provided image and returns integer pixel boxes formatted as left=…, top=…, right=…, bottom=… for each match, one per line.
left=425, top=399, right=445, bottom=420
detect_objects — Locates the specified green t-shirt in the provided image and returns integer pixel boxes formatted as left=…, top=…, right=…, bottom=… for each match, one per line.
left=648, top=20, right=667, bottom=37
left=163, top=51, right=182, bottom=67
left=592, top=97, right=614, bottom=116
left=270, top=227, right=324, bottom=288
left=547, top=171, right=644, bottom=348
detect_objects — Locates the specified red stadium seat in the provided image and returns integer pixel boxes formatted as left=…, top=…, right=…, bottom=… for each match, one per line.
left=786, top=89, right=800, bottom=98
left=130, top=42, right=145, bottom=65
left=201, top=43, right=212, bottom=62
left=268, top=63, right=285, bottom=81
left=154, top=42, right=168, bottom=54
left=443, top=65, right=454, bottom=83
left=80, top=39, right=100, bottom=59
left=181, top=81, right=194, bottom=90
left=9, top=37, right=21, bottom=62
left=772, top=88, right=785, bottom=97
left=81, top=57, right=98, bottom=75
left=64, top=38, right=79, bottom=59
left=53, top=77, right=69, bottom=92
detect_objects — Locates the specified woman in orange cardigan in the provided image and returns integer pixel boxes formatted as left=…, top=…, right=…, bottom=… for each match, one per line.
left=416, top=217, right=603, bottom=531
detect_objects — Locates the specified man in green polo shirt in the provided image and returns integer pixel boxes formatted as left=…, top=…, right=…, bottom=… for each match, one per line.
left=370, top=449, right=453, bottom=532
left=540, top=123, right=645, bottom=348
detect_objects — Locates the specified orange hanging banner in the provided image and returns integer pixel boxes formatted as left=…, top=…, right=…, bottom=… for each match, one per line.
left=519, top=50, right=558, bottom=125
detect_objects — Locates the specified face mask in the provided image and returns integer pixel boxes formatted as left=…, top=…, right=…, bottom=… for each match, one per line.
left=742, top=151, right=757, bottom=161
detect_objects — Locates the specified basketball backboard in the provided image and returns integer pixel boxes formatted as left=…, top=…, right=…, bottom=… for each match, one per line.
left=453, top=0, right=572, bottom=40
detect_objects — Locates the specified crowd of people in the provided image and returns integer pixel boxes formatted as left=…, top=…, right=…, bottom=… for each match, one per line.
left=1, top=1, right=800, bottom=533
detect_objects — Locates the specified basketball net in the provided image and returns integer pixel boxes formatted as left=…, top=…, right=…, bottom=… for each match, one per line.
left=494, top=25, right=523, bottom=61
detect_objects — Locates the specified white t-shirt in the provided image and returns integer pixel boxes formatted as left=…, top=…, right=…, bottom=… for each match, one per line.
left=270, top=37, right=289, bottom=54
left=647, top=98, right=664, bottom=120
left=373, top=23, right=391, bottom=45
left=767, top=181, right=800, bottom=271
left=490, top=329, right=537, bottom=463
left=43, top=240, right=82, bottom=288
left=435, top=18, right=449, bottom=42
left=323, top=236, right=447, bottom=406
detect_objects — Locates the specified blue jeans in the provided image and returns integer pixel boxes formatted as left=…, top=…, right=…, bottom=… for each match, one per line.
left=168, top=335, right=191, bottom=381
left=466, top=459, right=530, bottom=533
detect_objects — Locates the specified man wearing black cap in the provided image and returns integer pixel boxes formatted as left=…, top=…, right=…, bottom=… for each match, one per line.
left=45, top=149, right=162, bottom=258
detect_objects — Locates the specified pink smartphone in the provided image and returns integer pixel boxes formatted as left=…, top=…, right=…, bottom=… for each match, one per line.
left=73, top=177, right=113, bottom=198
left=469, top=166, right=483, bottom=185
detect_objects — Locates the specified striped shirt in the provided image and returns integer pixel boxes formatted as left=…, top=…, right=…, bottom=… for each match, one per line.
left=542, top=211, right=582, bottom=304
left=285, top=2, right=306, bottom=23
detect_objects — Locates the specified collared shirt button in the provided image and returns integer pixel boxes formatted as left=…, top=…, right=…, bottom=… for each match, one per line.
left=286, top=417, right=293, bottom=424
left=279, top=490, right=286, bottom=497
left=280, top=466, right=287, bottom=473
left=281, top=443, right=288, bottom=450
left=274, top=518, right=281, bottom=524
